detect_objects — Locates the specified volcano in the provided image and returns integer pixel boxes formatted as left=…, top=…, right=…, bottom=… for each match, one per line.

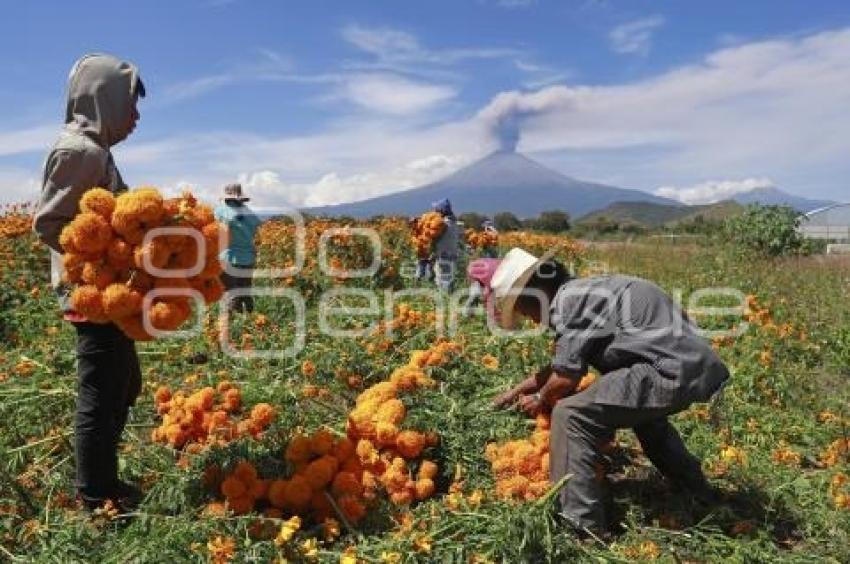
left=305, top=151, right=677, bottom=218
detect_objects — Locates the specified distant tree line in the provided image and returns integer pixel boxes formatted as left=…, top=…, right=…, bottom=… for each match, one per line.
left=458, top=210, right=571, bottom=233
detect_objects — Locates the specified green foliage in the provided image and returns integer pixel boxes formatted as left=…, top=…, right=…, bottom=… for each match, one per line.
left=524, top=210, right=571, bottom=233
left=458, top=212, right=489, bottom=230
left=493, top=211, right=522, bottom=232
left=724, top=205, right=806, bottom=256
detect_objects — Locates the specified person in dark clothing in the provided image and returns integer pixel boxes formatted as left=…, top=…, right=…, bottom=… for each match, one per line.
left=33, top=53, right=146, bottom=512
left=489, top=248, right=729, bottom=534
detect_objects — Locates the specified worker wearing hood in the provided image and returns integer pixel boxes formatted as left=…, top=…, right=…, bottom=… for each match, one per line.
left=33, top=53, right=146, bottom=512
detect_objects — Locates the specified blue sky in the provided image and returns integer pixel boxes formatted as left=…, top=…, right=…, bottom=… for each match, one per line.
left=1, top=0, right=849, bottom=208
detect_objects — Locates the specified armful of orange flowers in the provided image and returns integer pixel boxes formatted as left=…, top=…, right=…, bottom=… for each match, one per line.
left=492, top=365, right=596, bottom=416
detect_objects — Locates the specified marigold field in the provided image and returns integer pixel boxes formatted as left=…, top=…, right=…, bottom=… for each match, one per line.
left=1, top=204, right=849, bottom=563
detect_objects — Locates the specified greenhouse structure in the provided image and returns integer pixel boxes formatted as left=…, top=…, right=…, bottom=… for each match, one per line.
left=798, top=203, right=850, bottom=252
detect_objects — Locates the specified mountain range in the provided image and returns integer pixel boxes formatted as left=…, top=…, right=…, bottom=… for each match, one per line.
left=305, top=150, right=832, bottom=220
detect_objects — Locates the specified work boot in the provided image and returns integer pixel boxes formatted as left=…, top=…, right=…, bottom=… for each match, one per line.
left=112, top=480, right=144, bottom=510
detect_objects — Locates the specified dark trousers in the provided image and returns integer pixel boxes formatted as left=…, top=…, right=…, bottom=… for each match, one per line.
left=550, top=382, right=705, bottom=531
left=73, top=322, right=142, bottom=501
left=221, top=266, right=254, bottom=313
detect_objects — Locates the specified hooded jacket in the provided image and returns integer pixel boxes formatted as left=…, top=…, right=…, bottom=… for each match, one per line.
left=33, top=54, right=144, bottom=310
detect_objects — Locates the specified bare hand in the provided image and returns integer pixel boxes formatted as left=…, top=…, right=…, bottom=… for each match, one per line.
left=493, top=387, right=521, bottom=409
left=517, top=394, right=543, bottom=416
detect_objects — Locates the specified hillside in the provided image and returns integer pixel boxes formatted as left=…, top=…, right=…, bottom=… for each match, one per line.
left=576, top=200, right=744, bottom=227
left=306, top=151, right=677, bottom=218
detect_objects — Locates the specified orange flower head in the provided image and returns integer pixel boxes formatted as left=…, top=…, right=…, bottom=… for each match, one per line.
left=418, top=460, right=438, bottom=480
left=376, top=399, right=406, bottom=425
left=331, top=471, right=363, bottom=497
left=70, top=285, right=108, bottom=322
left=285, top=434, right=312, bottom=464
left=233, top=461, right=258, bottom=485
left=250, top=403, right=275, bottom=427
left=81, top=261, right=116, bottom=290
left=414, top=478, right=435, bottom=500
left=304, top=455, right=338, bottom=490
left=221, top=476, right=247, bottom=499
left=333, top=438, right=356, bottom=462
left=267, top=479, right=289, bottom=509
left=396, top=430, right=427, bottom=459
left=283, top=475, right=312, bottom=511
left=227, top=494, right=254, bottom=515
left=105, top=238, right=134, bottom=270
left=190, top=276, right=225, bottom=304
left=80, top=188, right=116, bottom=220
left=102, top=283, right=143, bottom=320
left=376, top=421, right=400, bottom=447
left=309, top=428, right=336, bottom=456
left=61, top=253, right=86, bottom=283
left=69, top=212, right=113, bottom=254
left=337, top=495, right=367, bottom=523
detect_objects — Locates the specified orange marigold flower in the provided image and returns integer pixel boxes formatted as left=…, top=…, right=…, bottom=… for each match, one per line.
left=267, top=479, right=289, bottom=509
left=337, top=495, right=366, bottom=523
left=301, top=359, right=317, bottom=378
left=80, top=188, right=116, bottom=220
left=481, top=354, right=499, bottom=370
left=70, top=285, right=108, bottom=322
left=332, top=471, right=363, bottom=497
left=102, top=283, right=142, bottom=320
left=81, top=261, right=116, bottom=290
left=418, top=460, right=438, bottom=480
left=285, top=434, right=312, bottom=464
left=105, top=238, right=133, bottom=270
left=283, top=475, right=312, bottom=511
left=304, top=456, right=338, bottom=490
left=250, top=403, right=275, bottom=427
left=376, top=399, right=406, bottom=425
left=396, top=430, right=427, bottom=459
left=68, top=212, right=112, bottom=254
left=309, top=428, right=336, bottom=456
left=227, top=494, right=254, bottom=515
left=221, top=476, right=247, bottom=500
left=414, top=478, right=435, bottom=500
left=233, top=461, right=258, bottom=485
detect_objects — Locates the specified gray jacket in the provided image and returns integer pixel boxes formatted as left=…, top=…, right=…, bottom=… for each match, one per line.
left=32, top=54, right=143, bottom=310
left=549, top=275, right=730, bottom=409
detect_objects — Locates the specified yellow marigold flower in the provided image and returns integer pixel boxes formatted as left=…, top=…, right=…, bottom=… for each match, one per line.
left=339, top=547, right=358, bottom=564
left=301, top=537, right=318, bottom=559
left=274, top=515, right=301, bottom=546
left=206, top=536, right=236, bottom=564
left=481, top=354, right=499, bottom=370
left=380, top=552, right=402, bottom=564
left=413, top=534, right=432, bottom=554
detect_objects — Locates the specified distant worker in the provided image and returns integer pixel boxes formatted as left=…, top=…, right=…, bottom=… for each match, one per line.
left=410, top=216, right=432, bottom=283
left=431, top=198, right=463, bottom=292
left=481, top=219, right=499, bottom=258
left=214, top=183, right=262, bottom=313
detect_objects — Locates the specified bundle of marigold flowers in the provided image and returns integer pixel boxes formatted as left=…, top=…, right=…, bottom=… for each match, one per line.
left=465, top=228, right=498, bottom=250
left=410, top=211, right=445, bottom=257
left=60, top=187, right=227, bottom=340
left=485, top=373, right=597, bottom=501
left=151, top=381, right=275, bottom=450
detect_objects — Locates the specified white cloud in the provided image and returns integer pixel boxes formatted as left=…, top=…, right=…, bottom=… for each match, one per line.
left=654, top=177, right=774, bottom=205
left=0, top=124, right=55, bottom=157
left=609, top=15, right=666, bottom=56
left=341, top=24, right=521, bottom=66
left=340, top=73, right=456, bottom=114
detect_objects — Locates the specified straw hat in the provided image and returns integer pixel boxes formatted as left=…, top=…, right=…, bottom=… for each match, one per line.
left=489, top=247, right=554, bottom=329
left=222, top=183, right=250, bottom=202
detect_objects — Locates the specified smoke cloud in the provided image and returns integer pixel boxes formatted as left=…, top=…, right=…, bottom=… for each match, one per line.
left=476, top=86, right=576, bottom=152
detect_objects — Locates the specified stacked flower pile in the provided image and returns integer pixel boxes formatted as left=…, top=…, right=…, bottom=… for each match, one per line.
left=465, top=228, right=498, bottom=250
left=60, top=187, right=226, bottom=340
left=151, top=381, right=275, bottom=450
left=485, top=373, right=597, bottom=501
left=347, top=341, right=458, bottom=505
left=485, top=413, right=552, bottom=501
left=410, top=211, right=444, bottom=257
